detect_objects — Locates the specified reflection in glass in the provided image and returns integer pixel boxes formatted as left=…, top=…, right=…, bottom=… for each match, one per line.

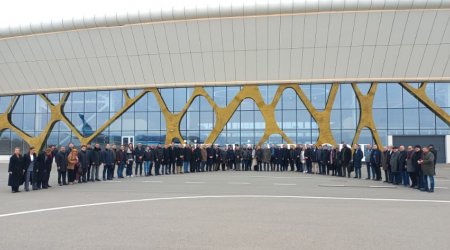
left=373, top=83, right=387, bottom=108
left=419, top=108, right=435, bottom=130
left=387, top=109, right=403, bottom=129
left=403, top=109, right=419, bottom=129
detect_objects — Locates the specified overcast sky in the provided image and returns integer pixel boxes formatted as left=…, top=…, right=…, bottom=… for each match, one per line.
left=0, top=0, right=246, bottom=28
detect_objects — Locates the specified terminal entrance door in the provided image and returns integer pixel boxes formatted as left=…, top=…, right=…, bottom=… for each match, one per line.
left=121, top=136, right=134, bottom=146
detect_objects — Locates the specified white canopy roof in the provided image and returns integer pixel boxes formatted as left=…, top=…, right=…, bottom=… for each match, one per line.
left=0, top=0, right=449, bottom=95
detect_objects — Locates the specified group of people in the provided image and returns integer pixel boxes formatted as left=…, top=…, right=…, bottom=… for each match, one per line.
left=8, top=141, right=438, bottom=193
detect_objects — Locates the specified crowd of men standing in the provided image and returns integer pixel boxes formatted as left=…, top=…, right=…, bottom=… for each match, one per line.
left=7, top=141, right=438, bottom=193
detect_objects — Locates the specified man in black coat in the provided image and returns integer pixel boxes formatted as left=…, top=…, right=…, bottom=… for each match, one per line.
left=102, top=144, right=115, bottom=180
left=162, top=145, right=171, bottom=175
left=36, top=148, right=54, bottom=189
left=154, top=145, right=164, bottom=176
left=226, top=146, right=236, bottom=171
left=341, top=144, right=352, bottom=177
left=168, top=143, right=176, bottom=174
left=304, top=145, right=312, bottom=173
left=214, top=145, right=221, bottom=171
left=316, top=146, right=325, bottom=175
left=294, top=145, right=303, bottom=172
left=273, top=146, right=281, bottom=171
left=398, top=145, right=408, bottom=186
left=311, top=145, right=318, bottom=174
left=78, top=145, right=90, bottom=183
left=23, top=147, right=37, bottom=191
left=86, top=144, right=93, bottom=180
left=90, top=144, right=102, bottom=182
left=134, top=143, right=145, bottom=176
left=193, top=145, right=201, bottom=172
left=55, top=146, right=68, bottom=186
left=182, top=145, right=191, bottom=173
left=174, top=144, right=183, bottom=173
left=8, top=147, right=25, bottom=193
left=143, top=146, right=153, bottom=176
left=281, top=145, right=290, bottom=172
left=369, top=145, right=382, bottom=181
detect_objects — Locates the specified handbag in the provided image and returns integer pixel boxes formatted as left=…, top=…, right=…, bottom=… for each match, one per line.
left=348, top=161, right=354, bottom=172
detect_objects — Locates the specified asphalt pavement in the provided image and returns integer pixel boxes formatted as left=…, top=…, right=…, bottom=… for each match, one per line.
left=1, top=163, right=449, bottom=250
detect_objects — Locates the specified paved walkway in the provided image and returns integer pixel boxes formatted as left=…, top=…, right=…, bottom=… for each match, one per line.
left=1, top=164, right=449, bottom=249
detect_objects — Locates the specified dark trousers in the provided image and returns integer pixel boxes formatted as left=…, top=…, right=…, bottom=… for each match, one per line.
left=11, top=186, right=19, bottom=192
left=227, top=161, right=235, bottom=171
left=111, top=164, right=116, bottom=178
left=373, top=164, right=382, bottom=180
left=81, top=167, right=88, bottom=182
left=207, top=161, right=213, bottom=171
left=87, top=166, right=91, bottom=181
left=126, top=161, right=133, bottom=176
left=200, top=161, right=206, bottom=172
left=58, top=170, right=67, bottom=185
left=67, top=169, right=75, bottom=183
left=341, top=163, right=348, bottom=177
left=154, top=162, right=161, bottom=175
left=117, top=163, right=125, bottom=178
left=104, top=164, right=113, bottom=180
left=319, top=162, right=326, bottom=174
left=170, top=162, right=176, bottom=174
left=417, top=169, right=424, bottom=188
left=384, top=169, right=390, bottom=182
left=391, top=172, right=401, bottom=184
left=366, top=163, right=372, bottom=179
left=135, top=162, right=143, bottom=176
left=306, top=160, right=312, bottom=173
left=408, top=172, right=417, bottom=187
left=289, top=160, right=295, bottom=171
left=295, top=160, right=303, bottom=172
left=41, top=170, right=49, bottom=188
left=334, top=163, right=342, bottom=176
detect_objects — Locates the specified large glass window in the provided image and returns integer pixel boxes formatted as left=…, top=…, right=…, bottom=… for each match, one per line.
left=2, top=82, right=449, bottom=154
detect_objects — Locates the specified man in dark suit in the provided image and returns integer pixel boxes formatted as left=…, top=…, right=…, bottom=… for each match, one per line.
left=55, top=146, right=68, bottom=186
left=36, top=148, right=54, bottom=189
left=369, top=144, right=382, bottom=181
left=341, top=143, right=352, bottom=178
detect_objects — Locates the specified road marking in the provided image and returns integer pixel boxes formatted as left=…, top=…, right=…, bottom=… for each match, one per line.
left=319, top=184, right=396, bottom=189
left=143, top=181, right=163, bottom=183
left=368, top=186, right=398, bottom=189
left=273, top=183, right=297, bottom=186
left=228, top=182, right=251, bottom=185
left=102, top=181, right=122, bottom=183
left=273, top=176, right=312, bottom=179
left=1, top=195, right=450, bottom=218
left=435, top=187, right=448, bottom=189
left=184, top=181, right=205, bottom=184
left=249, top=176, right=311, bottom=179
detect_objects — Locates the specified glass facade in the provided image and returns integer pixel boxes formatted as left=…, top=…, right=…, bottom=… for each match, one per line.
left=0, top=83, right=449, bottom=154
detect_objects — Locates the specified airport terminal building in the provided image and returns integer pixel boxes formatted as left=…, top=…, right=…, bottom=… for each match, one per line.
left=0, top=0, right=449, bottom=162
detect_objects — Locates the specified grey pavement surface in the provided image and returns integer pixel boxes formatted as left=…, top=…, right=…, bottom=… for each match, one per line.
left=1, top=163, right=450, bottom=250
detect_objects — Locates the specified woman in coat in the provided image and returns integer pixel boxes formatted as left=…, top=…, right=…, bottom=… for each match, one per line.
left=8, top=147, right=25, bottom=193
left=126, top=143, right=135, bottom=177
left=67, top=149, right=79, bottom=185
left=419, top=146, right=435, bottom=192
